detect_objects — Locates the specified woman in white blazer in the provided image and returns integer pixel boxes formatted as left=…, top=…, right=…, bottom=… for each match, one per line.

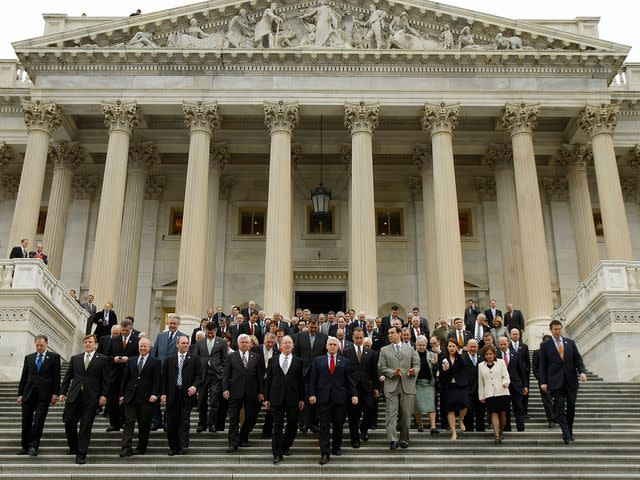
left=478, top=343, right=510, bottom=443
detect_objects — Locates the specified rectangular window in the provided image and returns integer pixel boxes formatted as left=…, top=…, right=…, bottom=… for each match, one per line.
left=459, top=208, right=473, bottom=237
left=593, top=210, right=604, bottom=237
left=308, top=206, right=335, bottom=234
left=169, top=208, right=183, bottom=236
left=36, top=208, right=47, bottom=235
left=239, top=208, right=266, bottom=236
left=376, top=209, right=403, bottom=236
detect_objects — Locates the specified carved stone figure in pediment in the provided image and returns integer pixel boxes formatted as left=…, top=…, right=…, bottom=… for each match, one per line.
left=357, top=4, right=387, bottom=49
left=387, top=12, right=439, bottom=49
left=297, top=23, right=317, bottom=47
left=168, top=18, right=223, bottom=48
left=457, top=25, right=482, bottom=50
left=298, top=0, right=341, bottom=47
left=495, top=32, right=523, bottom=50
left=127, top=31, right=158, bottom=48
left=274, top=19, right=297, bottom=47
left=224, top=9, right=253, bottom=48
left=440, top=24, right=454, bottom=49
left=254, top=3, right=284, bottom=48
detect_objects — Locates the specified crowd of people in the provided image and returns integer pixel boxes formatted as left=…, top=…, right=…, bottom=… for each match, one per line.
left=17, top=299, right=587, bottom=466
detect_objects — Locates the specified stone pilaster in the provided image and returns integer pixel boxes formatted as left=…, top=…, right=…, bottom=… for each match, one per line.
left=43, top=141, right=85, bottom=277
left=345, top=101, right=379, bottom=319
left=176, top=101, right=221, bottom=328
left=422, top=102, right=464, bottom=320
left=263, top=101, right=299, bottom=317
left=7, top=101, right=61, bottom=255
left=89, top=100, right=141, bottom=307
left=553, top=144, right=599, bottom=280
left=501, top=103, right=553, bottom=332
left=580, top=103, right=632, bottom=260
left=114, top=141, right=159, bottom=317
left=414, top=143, right=440, bottom=325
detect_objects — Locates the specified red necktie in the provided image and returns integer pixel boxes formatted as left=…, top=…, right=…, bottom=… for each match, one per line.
left=251, top=325, right=254, bottom=336
left=417, top=328, right=420, bottom=336
left=504, top=353, right=509, bottom=368
left=122, top=338, right=126, bottom=350
left=329, top=355, right=335, bottom=375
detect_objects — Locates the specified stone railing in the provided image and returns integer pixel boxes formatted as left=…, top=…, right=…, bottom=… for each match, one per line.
left=0, top=60, right=32, bottom=87
left=610, top=63, right=639, bottom=89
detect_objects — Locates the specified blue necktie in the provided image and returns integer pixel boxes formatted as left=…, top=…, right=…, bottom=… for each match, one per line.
left=36, top=354, right=43, bottom=372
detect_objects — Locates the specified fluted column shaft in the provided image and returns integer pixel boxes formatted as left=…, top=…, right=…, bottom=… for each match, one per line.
left=345, top=102, right=379, bottom=319
left=176, top=102, right=221, bottom=327
left=580, top=104, right=632, bottom=260
left=89, top=101, right=141, bottom=306
left=502, top=103, right=553, bottom=325
left=422, top=103, right=464, bottom=320
left=263, top=101, right=299, bottom=316
left=8, top=101, right=61, bottom=254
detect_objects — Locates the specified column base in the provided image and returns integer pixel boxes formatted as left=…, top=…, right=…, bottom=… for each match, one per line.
left=174, top=314, right=201, bottom=336
left=523, top=316, right=552, bottom=346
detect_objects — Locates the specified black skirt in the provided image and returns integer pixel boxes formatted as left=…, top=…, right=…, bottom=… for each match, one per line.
left=485, top=394, right=510, bottom=414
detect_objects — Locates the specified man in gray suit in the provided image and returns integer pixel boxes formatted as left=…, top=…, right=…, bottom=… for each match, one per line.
left=81, top=295, right=97, bottom=335
left=377, top=326, right=420, bottom=450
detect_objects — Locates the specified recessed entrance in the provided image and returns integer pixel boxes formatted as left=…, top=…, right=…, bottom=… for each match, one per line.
left=295, top=291, right=346, bottom=313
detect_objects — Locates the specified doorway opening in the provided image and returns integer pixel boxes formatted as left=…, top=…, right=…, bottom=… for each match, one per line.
left=294, top=291, right=346, bottom=314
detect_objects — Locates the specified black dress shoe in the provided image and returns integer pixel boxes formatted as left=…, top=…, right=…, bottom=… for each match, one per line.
left=240, top=441, right=251, bottom=448
left=226, top=446, right=238, bottom=453
left=119, top=449, right=134, bottom=458
left=17, top=449, right=29, bottom=455
left=282, top=449, right=291, bottom=456
left=319, top=454, right=330, bottom=465
left=331, top=449, right=342, bottom=456
left=133, top=448, right=146, bottom=455
left=75, top=455, right=86, bottom=465
left=351, top=442, right=360, bottom=449
left=399, top=441, right=409, bottom=449
left=564, top=438, right=572, bottom=445
left=417, top=427, right=424, bottom=432
left=208, top=426, right=216, bottom=433
left=28, top=447, right=38, bottom=456
left=66, top=449, right=77, bottom=455
left=179, top=449, right=189, bottom=455
left=168, top=450, right=179, bottom=456
left=548, top=421, right=555, bottom=428
left=430, top=428, right=440, bottom=435
left=273, top=455, right=283, bottom=464
left=389, top=441, right=399, bottom=450
left=360, top=433, right=369, bottom=441
left=106, top=427, right=120, bottom=432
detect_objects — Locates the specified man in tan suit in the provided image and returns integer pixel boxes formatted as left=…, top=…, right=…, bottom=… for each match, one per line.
left=377, top=326, right=420, bottom=450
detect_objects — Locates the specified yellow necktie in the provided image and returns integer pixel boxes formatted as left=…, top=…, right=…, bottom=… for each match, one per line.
left=84, top=354, right=91, bottom=369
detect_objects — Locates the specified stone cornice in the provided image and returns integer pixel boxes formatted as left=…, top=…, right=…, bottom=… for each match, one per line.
left=344, top=102, right=379, bottom=135
left=580, top=103, right=619, bottom=137
left=48, top=140, right=86, bottom=171
left=264, top=101, right=299, bottom=135
left=482, top=143, right=513, bottom=174
left=22, top=100, right=62, bottom=135
left=183, top=101, right=221, bottom=135
left=422, top=102, right=459, bottom=135
left=128, top=141, right=160, bottom=172
left=102, top=100, right=141, bottom=135
left=501, top=102, right=539, bottom=136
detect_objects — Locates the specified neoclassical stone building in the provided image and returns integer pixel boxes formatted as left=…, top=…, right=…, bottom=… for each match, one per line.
left=0, top=0, right=639, bottom=351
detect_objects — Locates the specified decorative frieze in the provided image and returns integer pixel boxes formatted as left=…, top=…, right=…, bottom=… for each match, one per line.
left=102, top=100, right=142, bottom=135
left=22, top=100, right=62, bottom=134
left=579, top=103, right=619, bottom=137
left=344, top=101, right=379, bottom=135
left=264, top=101, right=299, bottom=135
left=421, top=102, right=459, bottom=135
left=501, top=103, right=539, bottom=135
left=48, top=140, right=86, bottom=171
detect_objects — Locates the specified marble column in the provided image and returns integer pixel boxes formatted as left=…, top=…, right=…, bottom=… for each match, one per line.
left=422, top=103, right=464, bottom=320
left=7, top=101, right=61, bottom=254
left=42, top=141, right=86, bottom=278
left=580, top=104, right=633, bottom=260
left=554, top=144, right=599, bottom=280
left=501, top=103, right=553, bottom=332
left=345, top=101, right=379, bottom=319
left=202, top=142, right=229, bottom=312
left=89, top=100, right=142, bottom=306
left=483, top=143, right=525, bottom=310
left=263, top=101, right=299, bottom=317
left=114, top=141, right=159, bottom=317
left=414, top=144, right=440, bottom=325
left=176, top=101, right=221, bottom=328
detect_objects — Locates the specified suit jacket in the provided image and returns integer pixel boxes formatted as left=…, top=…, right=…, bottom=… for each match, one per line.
left=293, top=331, right=328, bottom=376
left=477, top=359, right=510, bottom=401
left=448, top=329, right=473, bottom=348
left=377, top=343, right=420, bottom=395
left=18, top=351, right=61, bottom=403
left=93, top=309, right=118, bottom=339
left=466, top=321, right=491, bottom=338
left=462, top=352, right=482, bottom=393
left=504, top=310, right=525, bottom=332
left=380, top=315, right=403, bottom=337
left=193, top=336, right=228, bottom=380
left=264, top=354, right=305, bottom=407
left=498, top=349, right=528, bottom=392
left=9, top=246, right=28, bottom=259
left=151, top=330, right=187, bottom=365
left=106, top=334, right=141, bottom=381
left=82, top=302, right=98, bottom=335
left=438, top=353, right=471, bottom=389
left=240, top=321, right=263, bottom=344
left=240, top=308, right=258, bottom=320
left=222, top=350, right=264, bottom=400
left=538, top=336, right=586, bottom=393
left=251, top=344, right=280, bottom=373
left=120, top=355, right=161, bottom=404
left=484, top=308, right=503, bottom=324
left=97, top=334, right=112, bottom=355
left=29, top=251, right=48, bottom=265
left=364, top=330, right=383, bottom=351
left=338, top=339, right=354, bottom=354
left=510, top=341, right=531, bottom=377
left=464, top=306, right=481, bottom=328
left=342, top=346, right=380, bottom=394
left=308, top=354, right=357, bottom=405
left=532, top=348, right=542, bottom=384
left=191, top=326, right=206, bottom=345
left=161, top=353, right=203, bottom=407
left=409, top=326, right=429, bottom=344
left=61, top=352, right=111, bottom=404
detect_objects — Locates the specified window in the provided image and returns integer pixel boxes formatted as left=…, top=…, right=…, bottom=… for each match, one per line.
left=459, top=209, right=473, bottom=237
left=376, top=209, right=403, bottom=236
left=36, top=208, right=47, bottom=235
left=308, top=206, right=335, bottom=234
left=239, top=208, right=266, bottom=236
left=593, top=210, right=604, bottom=237
left=169, top=208, right=183, bottom=236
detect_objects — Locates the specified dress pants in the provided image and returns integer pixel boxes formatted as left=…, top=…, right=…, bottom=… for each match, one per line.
left=260, top=407, right=274, bottom=437
left=552, top=387, right=577, bottom=440
left=63, top=391, right=99, bottom=455
left=505, top=387, right=526, bottom=431
left=121, top=401, right=153, bottom=451
left=539, top=386, right=556, bottom=423
left=383, top=383, right=414, bottom=443
left=106, top=377, right=123, bottom=429
left=215, top=391, right=229, bottom=431
left=318, top=402, right=345, bottom=455
left=197, top=374, right=221, bottom=428
left=348, top=389, right=375, bottom=443
left=21, top=395, right=51, bottom=450
left=463, top=392, right=486, bottom=431
left=166, top=387, right=193, bottom=452
left=299, top=378, right=319, bottom=430
left=227, top=396, right=258, bottom=447
left=271, top=404, right=299, bottom=457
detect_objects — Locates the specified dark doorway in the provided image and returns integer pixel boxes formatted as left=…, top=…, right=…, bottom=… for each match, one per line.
left=295, top=291, right=346, bottom=314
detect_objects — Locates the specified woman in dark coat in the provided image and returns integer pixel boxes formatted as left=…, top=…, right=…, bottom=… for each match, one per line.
left=438, top=338, right=470, bottom=441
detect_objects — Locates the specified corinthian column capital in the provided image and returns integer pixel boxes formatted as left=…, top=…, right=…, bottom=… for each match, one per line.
left=482, top=143, right=514, bottom=173
left=413, top=143, right=433, bottom=172
left=102, top=100, right=141, bottom=135
left=344, top=101, right=379, bottom=135
left=210, top=142, right=230, bottom=171
left=183, top=101, right=221, bottom=136
left=128, top=141, right=160, bottom=172
left=542, top=177, right=569, bottom=202
left=48, top=140, right=86, bottom=172
left=0, top=141, right=14, bottom=173
left=579, top=103, right=619, bottom=137
left=501, top=103, right=540, bottom=136
left=552, top=144, right=592, bottom=174
left=264, top=101, right=299, bottom=135
left=630, top=144, right=640, bottom=169
left=476, top=177, right=497, bottom=201
left=22, top=100, right=62, bottom=134
left=72, top=175, right=99, bottom=200
left=145, top=175, right=167, bottom=200
left=421, top=102, right=459, bottom=135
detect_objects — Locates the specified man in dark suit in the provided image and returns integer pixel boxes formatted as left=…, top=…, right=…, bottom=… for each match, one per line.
left=93, top=302, right=117, bottom=339
left=463, top=299, right=481, bottom=330
left=484, top=299, right=502, bottom=325
left=9, top=238, right=29, bottom=259
left=336, top=328, right=354, bottom=354
left=462, top=339, right=485, bottom=432
left=510, top=328, right=531, bottom=417
left=498, top=336, right=528, bottom=432
left=363, top=321, right=382, bottom=351
left=293, top=319, right=328, bottom=433
left=533, top=334, right=556, bottom=428
left=17, top=334, right=61, bottom=456
left=190, top=318, right=209, bottom=344
left=81, top=295, right=98, bottom=335
left=504, top=303, right=525, bottom=333
left=222, top=333, right=264, bottom=452
left=192, top=322, right=227, bottom=432
left=252, top=333, right=279, bottom=438
left=241, top=311, right=263, bottom=344
left=467, top=313, right=491, bottom=347
left=447, top=317, right=472, bottom=350
left=59, top=334, right=110, bottom=464
left=408, top=315, right=429, bottom=345
left=308, top=336, right=357, bottom=464
left=119, top=337, right=161, bottom=457
left=328, top=315, right=347, bottom=339
left=161, top=335, right=202, bottom=455
left=29, top=242, right=48, bottom=265
left=264, top=335, right=305, bottom=464
left=341, top=328, right=379, bottom=447
left=98, top=325, right=120, bottom=354
left=539, top=319, right=587, bottom=444
left=105, top=318, right=139, bottom=432
left=380, top=305, right=403, bottom=337
left=240, top=300, right=258, bottom=321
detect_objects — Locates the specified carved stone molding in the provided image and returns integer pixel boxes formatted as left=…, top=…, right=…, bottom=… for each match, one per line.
left=476, top=177, right=497, bottom=201
left=210, top=142, right=230, bottom=171
left=183, top=101, right=221, bottom=136
left=291, top=143, right=303, bottom=170
left=408, top=177, right=422, bottom=199
left=579, top=103, right=619, bottom=137
left=620, top=178, right=638, bottom=203
left=482, top=143, right=513, bottom=173
left=413, top=143, right=433, bottom=173
left=344, top=101, right=379, bottom=135
left=3, top=174, right=20, bottom=200
left=552, top=144, right=592, bottom=174
left=145, top=175, right=167, bottom=200
left=542, top=176, right=569, bottom=201
left=128, top=141, right=159, bottom=172
left=22, top=100, right=62, bottom=134
left=102, top=100, right=142, bottom=135
left=219, top=175, right=234, bottom=200
left=421, top=102, right=459, bottom=135
left=0, top=142, right=14, bottom=172
left=264, top=100, right=299, bottom=135
left=71, top=175, right=99, bottom=200
left=501, top=103, right=539, bottom=135
left=48, top=140, right=86, bottom=172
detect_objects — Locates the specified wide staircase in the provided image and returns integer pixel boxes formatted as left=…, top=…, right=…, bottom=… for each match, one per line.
left=0, top=367, right=639, bottom=479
